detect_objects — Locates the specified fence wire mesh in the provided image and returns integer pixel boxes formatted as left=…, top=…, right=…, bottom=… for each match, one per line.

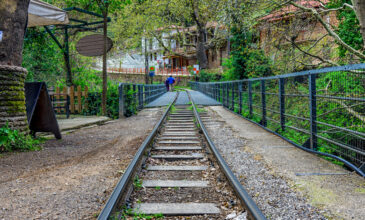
left=190, top=64, right=365, bottom=169
left=118, top=83, right=166, bottom=117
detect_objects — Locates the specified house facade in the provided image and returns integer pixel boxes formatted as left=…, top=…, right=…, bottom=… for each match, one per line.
left=142, top=22, right=230, bottom=73
left=256, top=0, right=339, bottom=72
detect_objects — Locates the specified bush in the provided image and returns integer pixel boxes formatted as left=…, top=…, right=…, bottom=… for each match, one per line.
left=0, top=123, right=42, bottom=152
left=198, top=69, right=222, bottom=82
left=223, top=26, right=273, bottom=80
left=84, top=81, right=120, bottom=119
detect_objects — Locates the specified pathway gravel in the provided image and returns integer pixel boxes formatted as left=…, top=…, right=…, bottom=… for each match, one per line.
left=0, top=108, right=163, bottom=219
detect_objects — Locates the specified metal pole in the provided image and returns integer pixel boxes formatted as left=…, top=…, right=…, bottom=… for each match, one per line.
left=238, top=83, right=242, bottom=115
left=248, top=81, right=253, bottom=117
left=226, top=83, right=229, bottom=107
left=138, top=85, right=142, bottom=109
left=261, top=80, right=267, bottom=127
left=309, top=74, right=317, bottom=150
left=231, top=82, right=235, bottom=110
left=279, top=78, right=285, bottom=131
left=118, top=83, right=125, bottom=118
left=64, top=27, right=72, bottom=85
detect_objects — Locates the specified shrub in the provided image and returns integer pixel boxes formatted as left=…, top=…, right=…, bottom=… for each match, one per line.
left=84, top=81, right=120, bottom=119
left=198, top=69, right=222, bottom=82
left=0, top=123, right=42, bottom=152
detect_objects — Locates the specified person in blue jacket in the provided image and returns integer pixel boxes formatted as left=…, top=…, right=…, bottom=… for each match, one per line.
left=166, top=75, right=175, bottom=91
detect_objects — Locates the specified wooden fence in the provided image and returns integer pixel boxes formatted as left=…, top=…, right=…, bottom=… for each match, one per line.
left=50, top=86, right=88, bottom=114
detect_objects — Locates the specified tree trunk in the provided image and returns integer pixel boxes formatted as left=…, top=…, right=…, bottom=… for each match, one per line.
left=0, top=0, right=30, bottom=132
left=144, top=37, right=149, bottom=84
left=101, top=5, right=108, bottom=116
left=196, top=29, right=208, bottom=69
left=353, top=0, right=365, bottom=49
left=0, top=0, right=30, bottom=66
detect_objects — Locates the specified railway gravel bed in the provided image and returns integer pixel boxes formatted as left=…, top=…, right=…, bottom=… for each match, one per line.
left=108, top=104, right=249, bottom=220
left=203, top=107, right=331, bottom=219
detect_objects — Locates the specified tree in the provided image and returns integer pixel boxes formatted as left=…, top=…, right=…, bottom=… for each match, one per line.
left=95, top=0, right=109, bottom=116
left=112, top=0, right=231, bottom=70
left=0, top=0, right=31, bottom=131
left=0, top=0, right=30, bottom=66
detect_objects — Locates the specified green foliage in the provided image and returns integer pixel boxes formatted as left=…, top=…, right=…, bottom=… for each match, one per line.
left=225, top=26, right=273, bottom=80
left=0, top=123, right=42, bottom=152
left=23, top=27, right=64, bottom=85
left=133, top=176, right=143, bottom=190
left=327, top=0, right=364, bottom=59
left=116, top=206, right=163, bottom=220
left=198, top=69, right=222, bottom=82
left=85, top=81, right=120, bottom=119
left=124, top=87, right=138, bottom=117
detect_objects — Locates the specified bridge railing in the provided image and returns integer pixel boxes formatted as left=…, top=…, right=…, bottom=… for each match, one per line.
left=108, top=67, right=191, bottom=76
left=118, top=83, right=166, bottom=117
left=190, top=64, right=365, bottom=174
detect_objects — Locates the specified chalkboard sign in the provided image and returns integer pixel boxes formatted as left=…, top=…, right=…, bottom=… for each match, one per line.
left=76, top=34, right=113, bottom=57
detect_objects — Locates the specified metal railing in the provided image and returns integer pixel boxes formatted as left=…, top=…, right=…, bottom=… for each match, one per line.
left=118, top=83, right=166, bottom=117
left=109, top=67, right=191, bottom=76
left=190, top=63, right=365, bottom=175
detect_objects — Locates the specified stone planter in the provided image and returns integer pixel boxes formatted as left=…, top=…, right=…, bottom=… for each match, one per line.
left=0, top=65, right=28, bottom=132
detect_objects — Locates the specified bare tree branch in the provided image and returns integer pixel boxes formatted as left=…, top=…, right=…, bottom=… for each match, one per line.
left=290, top=1, right=365, bottom=60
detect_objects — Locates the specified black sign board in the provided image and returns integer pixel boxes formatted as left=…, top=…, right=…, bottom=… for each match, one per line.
left=76, top=34, right=113, bottom=57
left=25, top=82, right=61, bottom=139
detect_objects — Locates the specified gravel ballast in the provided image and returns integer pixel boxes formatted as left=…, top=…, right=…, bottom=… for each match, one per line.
left=203, top=108, right=329, bottom=219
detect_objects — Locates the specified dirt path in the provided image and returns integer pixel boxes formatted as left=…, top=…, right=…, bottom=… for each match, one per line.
left=0, top=108, right=162, bottom=219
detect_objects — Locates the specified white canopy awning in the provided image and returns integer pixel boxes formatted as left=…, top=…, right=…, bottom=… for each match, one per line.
left=28, top=0, right=69, bottom=27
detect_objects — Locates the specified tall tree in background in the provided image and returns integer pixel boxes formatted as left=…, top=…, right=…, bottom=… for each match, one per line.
left=0, top=0, right=31, bottom=131
left=112, top=0, right=230, bottom=70
left=96, top=0, right=109, bottom=116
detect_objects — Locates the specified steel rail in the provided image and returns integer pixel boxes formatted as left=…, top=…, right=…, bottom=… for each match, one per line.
left=186, top=91, right=267, bottom=220
left=97, top=93, right=178, bottom=220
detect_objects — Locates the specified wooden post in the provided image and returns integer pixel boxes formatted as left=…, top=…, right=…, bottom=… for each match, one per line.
left=62, top=87, right=67, bottom=115
left=77, top=85, right=82, bottom=113
left=70, top=85, right=75, bottom=114
left=84, top=86, right=88, bottom=112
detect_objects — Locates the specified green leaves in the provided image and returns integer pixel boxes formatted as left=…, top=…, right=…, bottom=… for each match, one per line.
left=0, top=123, right=42, bottom=153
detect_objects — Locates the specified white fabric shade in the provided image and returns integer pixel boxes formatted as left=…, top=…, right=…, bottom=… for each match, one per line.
left=28, top=0, right=69, bottom=27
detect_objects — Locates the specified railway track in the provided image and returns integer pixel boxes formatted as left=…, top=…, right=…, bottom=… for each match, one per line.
left=98, top=91, right=266, bottom=220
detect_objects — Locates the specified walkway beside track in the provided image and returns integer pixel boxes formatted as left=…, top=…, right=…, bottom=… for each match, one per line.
left=146, top=90, right=221, bottom=107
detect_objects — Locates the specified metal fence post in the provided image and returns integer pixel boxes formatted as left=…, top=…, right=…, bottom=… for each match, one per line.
left=226, top=83, right=229, bottom=107
left=238, top=83, right=242, bottom=115
left=231, top=82, right=235, bottom=110
left=248, top=81, right=253, bottom=117
left=309, top=74, right=318, bottom=150
left=215, top=84, right=218, bottom=100
left=222, top=83, right=225, bottom=106
left=261, top=80, right=267, bottom=127
left=118, top=83, right=126, bottom=118
left=279, top=78, right=285, bottom=131
left=138, top=85, right=142, bottom=109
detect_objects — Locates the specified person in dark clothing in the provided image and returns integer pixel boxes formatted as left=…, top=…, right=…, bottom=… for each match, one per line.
left=166, top=75, right=175, bottom=91
left=165, top=79, right=169, bottom=91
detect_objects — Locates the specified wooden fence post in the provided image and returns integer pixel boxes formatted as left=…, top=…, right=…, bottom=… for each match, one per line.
left=77, top=85, right=82, bottom=113
left=63, top=87, right=67, bottom=114
left=70, top=85, right=75, bottom=114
